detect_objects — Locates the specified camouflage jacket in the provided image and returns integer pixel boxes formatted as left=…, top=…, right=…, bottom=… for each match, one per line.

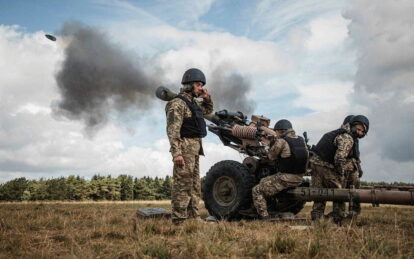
left=310, top=123, right=356, bottom=174
left=268, top=130, right=297, bottom=161
left=165, top=91, right=213, bottom=158
left=268, top=130, right=308, bottom=175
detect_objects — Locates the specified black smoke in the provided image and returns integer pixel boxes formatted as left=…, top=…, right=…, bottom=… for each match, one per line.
left=53, top=21, right=256, bottom=133
left=53, top=21, right=160, bottom=132
left=209, top=64, right=256, bottom=115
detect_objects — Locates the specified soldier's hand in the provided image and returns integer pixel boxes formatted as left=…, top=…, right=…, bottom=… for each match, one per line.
left=199, top=88, right=210, bottom=99
left=358, top=169, right=363, bottom=178
left=173, top=155, right=185, bottom=166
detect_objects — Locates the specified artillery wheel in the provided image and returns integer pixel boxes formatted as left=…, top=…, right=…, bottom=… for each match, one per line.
left=202, top=160, right=255, bottom=220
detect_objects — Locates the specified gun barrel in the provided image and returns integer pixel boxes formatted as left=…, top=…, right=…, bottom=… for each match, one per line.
left=283, top=187, right=414, bottom=206
left=155, top=86, right=176, bottom=101
left=156, top=86, right=219, bottom=123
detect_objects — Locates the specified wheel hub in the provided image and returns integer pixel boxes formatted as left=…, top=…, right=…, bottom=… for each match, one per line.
left=212, top=176, right=237, bottom=206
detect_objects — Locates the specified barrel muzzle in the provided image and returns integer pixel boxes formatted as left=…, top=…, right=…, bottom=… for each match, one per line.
left=155, top=86, right=176, bottom=101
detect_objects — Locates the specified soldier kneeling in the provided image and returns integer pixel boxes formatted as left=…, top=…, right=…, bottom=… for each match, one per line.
left=251, top=119, right=309, bottom=219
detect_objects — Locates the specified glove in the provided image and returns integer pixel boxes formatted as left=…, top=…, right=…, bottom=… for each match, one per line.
left=358, top=168, right=363, bottom=178
left=356, top=162, right=363, bottom=178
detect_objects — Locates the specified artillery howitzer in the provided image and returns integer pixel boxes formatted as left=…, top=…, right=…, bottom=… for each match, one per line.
left=156, top=86, right=414, bottom=220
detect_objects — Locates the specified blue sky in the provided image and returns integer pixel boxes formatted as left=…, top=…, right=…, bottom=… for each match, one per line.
left=1, top=0, right=413, bottom=183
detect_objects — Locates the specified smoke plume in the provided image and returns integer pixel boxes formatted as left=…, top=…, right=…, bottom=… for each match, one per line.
left=345, top=0, right=414, bottom=162
left=209, top=65, right=256, bottom=115
left=53, top=21, right=160, bottom=132
left=53, top=21, right=256, bottom=133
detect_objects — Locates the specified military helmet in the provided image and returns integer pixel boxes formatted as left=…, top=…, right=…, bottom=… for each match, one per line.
left=181, top=68, right=206, bottom=85
left=274, top=119, right=292, bottom=130
left=350, top=115, right=369, bottom=133
left=342, top=115, right=354, bottom=125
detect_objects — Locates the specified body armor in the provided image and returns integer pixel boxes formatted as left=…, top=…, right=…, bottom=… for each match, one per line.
left=313, top=129, right=359, bottom=164
left=175, top=95, right=207, bottom=138
left=278, top=136, right=308, bottom=174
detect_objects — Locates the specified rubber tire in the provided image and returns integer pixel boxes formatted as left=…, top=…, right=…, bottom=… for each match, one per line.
left=202, top=160, right=255, bottom=220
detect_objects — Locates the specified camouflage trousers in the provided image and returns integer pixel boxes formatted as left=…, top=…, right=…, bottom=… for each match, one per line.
left=252, top=173, right=303, bottom=218
left=344, top=170, right=361, bottom=215
left=310, top=163, right=345, bottom=221
left=171, top=154, right=201, bottom=223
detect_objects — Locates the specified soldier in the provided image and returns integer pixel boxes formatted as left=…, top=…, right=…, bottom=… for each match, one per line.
left=342, top=115, right=363, bottom=218
left=165, top=68, right=213, bottom=225
left=250, top=119, right=309, bottom=219
left=310, top=115, right=369, bottom=224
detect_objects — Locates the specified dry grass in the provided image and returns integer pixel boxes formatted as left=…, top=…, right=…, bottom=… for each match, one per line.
left=1, top=202, right=413, bottom=258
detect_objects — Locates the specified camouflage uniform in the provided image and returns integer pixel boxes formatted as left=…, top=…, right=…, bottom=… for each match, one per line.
left=310, top=124, right=356, bottom=222
left=344, top=158, right=361, bottom=215
left=252, top=130, right=306, bottom=218
left=165, top=91, right=213, bottom=223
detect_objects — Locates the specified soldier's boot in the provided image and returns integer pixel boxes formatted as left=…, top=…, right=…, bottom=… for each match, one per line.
left=345, top=210, right=359, bottom=220
left=311, top=211, right=323, bottom=222
left=324, top=211, right=335, bottom=219
left=348, top=202, right=361, bottom=219
left=172, top=218, right=186, bottom=226
left=239, top=207, right=259, bottom=217
left=330, top=212, right=345, bottom=226
left=260, top=214, right=270, bottom=220
left=333, top=216, right=343, bottom=226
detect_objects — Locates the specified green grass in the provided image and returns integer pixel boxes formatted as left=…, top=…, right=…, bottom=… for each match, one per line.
left=0, top=201, right=413, bottom=258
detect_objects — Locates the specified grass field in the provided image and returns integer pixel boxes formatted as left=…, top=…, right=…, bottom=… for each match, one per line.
left=1, top=201, right=413, bottom=258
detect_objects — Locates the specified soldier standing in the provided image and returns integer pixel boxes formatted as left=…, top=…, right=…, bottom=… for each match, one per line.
left=310, top=115, right=369, bottom=224
left=165, top=68, right=213, bottom=225
left=251, top=119, right=309, bottom=219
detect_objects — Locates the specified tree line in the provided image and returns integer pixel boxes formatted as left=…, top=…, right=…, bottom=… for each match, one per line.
left=0, top=175, right=172, bottom=201
left=0, top=175, right=412, bottom=202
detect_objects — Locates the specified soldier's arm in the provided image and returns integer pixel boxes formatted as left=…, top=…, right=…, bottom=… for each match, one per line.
left=333, top=134, right=354, bottom=175
left=200, top=95, right=214, bottom=115
left=166, top=100, right=185, bottom=158
left=355, top=158, right=363, bottom=177
left=268, top=138, right=285, bottom=160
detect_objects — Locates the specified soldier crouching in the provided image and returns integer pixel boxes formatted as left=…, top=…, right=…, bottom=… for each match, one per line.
left=251, top=119, right=309, bottom=219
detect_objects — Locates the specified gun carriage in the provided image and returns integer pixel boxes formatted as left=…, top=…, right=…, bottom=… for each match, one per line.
left=156, top=86, right=414, bottom=220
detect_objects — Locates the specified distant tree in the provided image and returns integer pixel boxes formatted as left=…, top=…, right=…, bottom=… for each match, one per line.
left=118, top=175, right=134, bottom=200
left=134, top=178, right=156, bottom=200
left=28, top=179, right=49, bottom=200
left=66, top=175, right=88, bottom=200
left=161, top=176, right=172, bottom=199
left=46, top=178, right=68, bottom=200
left=90, top=175, right=121, bottom=200
left=0, top=177, right=28, bottom=201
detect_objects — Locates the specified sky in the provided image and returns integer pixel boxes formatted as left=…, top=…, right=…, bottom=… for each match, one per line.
left=0, top=0, right=413, bottom=183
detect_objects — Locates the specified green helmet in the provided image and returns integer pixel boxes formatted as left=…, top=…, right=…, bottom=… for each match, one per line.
left=274, top=119, right=292, bottom=130
left=181, top=68, right=206, bottom=85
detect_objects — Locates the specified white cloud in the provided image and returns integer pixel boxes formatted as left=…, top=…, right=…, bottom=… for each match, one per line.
left=250, top=0, right=346, bottom=41
left=105, top=22, right=291, bottom=83
left=15, top=103, right=51, bottom=115
left=157, top=31, right=291, bottom=82
left=305, top=14, right=350, bottom=51
left=294, top=81, right=354, bottom=112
